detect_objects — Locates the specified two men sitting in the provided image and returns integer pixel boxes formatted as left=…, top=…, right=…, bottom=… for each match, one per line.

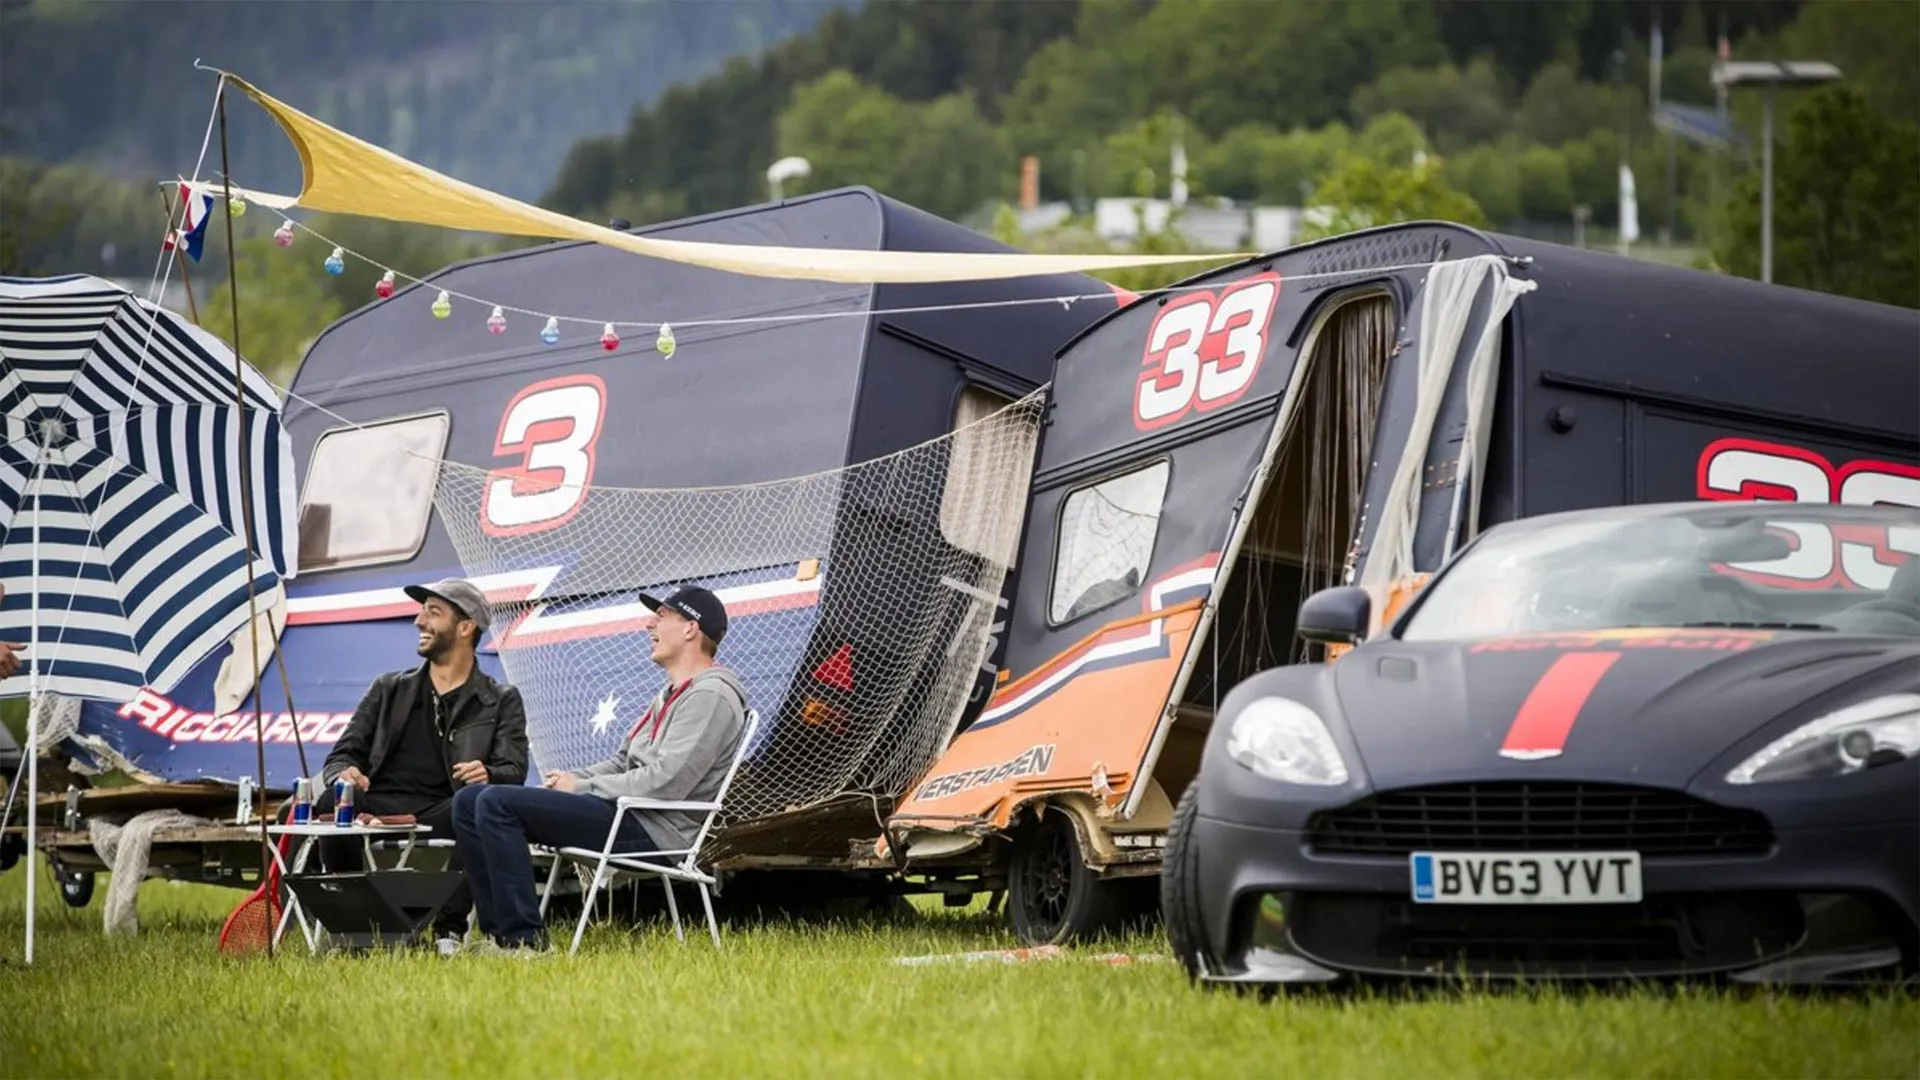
left=317, top=576, right=747, bottom=955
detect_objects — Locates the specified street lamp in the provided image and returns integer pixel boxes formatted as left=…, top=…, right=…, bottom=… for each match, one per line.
left=767, top=156, right=811, bottom=202
left=1711, top=60, right=1842, bottom=284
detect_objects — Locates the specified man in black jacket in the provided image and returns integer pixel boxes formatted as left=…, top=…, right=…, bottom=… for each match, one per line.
left=313, top=577, right=529, bottom=950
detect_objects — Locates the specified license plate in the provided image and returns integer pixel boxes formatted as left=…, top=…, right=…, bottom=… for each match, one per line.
left=1409, top=851, right=1642, bottom=904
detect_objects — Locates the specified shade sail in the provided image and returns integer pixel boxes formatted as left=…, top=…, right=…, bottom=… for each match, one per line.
left=218, top=71, right=1251, bottom=285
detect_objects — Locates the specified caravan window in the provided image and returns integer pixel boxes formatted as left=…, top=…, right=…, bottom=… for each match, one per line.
left=940, top=385, right=1035, bottom=565
left=1050, top=460, right=1171, bottom=624
left=297, top=411, right=450, bottom=572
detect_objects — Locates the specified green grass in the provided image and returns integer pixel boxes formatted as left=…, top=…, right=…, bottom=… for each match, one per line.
left=1, top=863, right=1915, bottom=1079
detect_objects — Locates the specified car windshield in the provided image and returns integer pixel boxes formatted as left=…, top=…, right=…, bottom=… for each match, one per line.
left=1397, top=503, right=1920, bottom=642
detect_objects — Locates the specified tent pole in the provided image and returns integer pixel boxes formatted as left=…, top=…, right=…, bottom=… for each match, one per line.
left=214, top=80, right=275, bottom=955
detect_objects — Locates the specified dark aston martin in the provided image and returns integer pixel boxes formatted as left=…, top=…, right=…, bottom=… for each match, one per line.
left=1163, top=500, right=1920, bottom=987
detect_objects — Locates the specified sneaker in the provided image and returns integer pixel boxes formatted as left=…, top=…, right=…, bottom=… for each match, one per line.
left=434, top=934, right=467, bottom=958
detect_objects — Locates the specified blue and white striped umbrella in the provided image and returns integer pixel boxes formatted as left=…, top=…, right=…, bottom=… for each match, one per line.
left=0, top=274, right=297, bottom=703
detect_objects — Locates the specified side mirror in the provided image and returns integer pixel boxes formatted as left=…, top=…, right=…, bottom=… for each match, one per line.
left=1297, top=585, right=1372, bottom=645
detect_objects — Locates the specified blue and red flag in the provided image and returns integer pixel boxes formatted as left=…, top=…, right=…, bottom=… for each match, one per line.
left=174, top=182, right=215, bottom=262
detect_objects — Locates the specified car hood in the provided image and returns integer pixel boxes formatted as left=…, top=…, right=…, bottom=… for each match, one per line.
left=1330, top=628, right=1918, bottom=788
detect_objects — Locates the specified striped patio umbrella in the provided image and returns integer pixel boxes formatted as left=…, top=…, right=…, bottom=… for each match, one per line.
left=0, top=274, right=296, bottom=700
left=0, top=273, right=297, bottom=963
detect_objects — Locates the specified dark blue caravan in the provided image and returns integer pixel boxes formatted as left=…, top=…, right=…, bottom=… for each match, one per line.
left=65, top=188, right=1125, bottom=801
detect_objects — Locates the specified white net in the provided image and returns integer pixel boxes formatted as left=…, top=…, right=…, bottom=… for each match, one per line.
left=429, top=389, right=1045, bottom=823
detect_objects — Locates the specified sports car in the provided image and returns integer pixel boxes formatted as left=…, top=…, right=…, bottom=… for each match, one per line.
left=1162, top=500, right=1920, bottom=987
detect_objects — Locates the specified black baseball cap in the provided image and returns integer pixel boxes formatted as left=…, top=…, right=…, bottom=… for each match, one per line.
left=639, top=584, right=728, bottom=647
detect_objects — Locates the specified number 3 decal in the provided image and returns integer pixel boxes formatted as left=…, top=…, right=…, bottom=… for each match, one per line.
left=481, top=374, right=607, bottom=537
left=1697, top=437, right=1920, bottom=590
left=1134, top=273, right=1282, bottom=432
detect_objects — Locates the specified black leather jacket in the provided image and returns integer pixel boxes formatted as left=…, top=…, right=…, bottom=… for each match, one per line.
left=320, top=664, right=530, bottom=791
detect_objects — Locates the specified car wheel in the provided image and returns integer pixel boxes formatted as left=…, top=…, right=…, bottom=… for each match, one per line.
left=60, top=868, right=95, bottom=908
left=1162, top=780, right=1218, bottom=982
left=1007, top=807, right=1132, bottom=945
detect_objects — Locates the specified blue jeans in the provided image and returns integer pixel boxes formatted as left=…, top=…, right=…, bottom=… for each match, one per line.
left=451, top=784, right=657, bottom=946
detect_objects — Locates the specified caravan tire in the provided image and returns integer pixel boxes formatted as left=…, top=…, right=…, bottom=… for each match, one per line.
left=1007, top=807, right=1132, bottom=945
left=1162, top=780, right=1219, bottom=983
left=59, top=869, right=95, bottom=908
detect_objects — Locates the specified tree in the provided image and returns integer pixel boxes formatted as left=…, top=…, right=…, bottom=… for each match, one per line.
left=201, top=235, right=347, bottom=383
left=1712, top=86, right=1919, bottom=309
left=1298, top=153, right=1489, bottom=241
left=1350, top=57, right=1512, bottom=152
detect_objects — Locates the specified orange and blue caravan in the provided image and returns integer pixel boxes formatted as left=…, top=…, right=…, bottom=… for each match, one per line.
left=882, top=222, right=1920, bottom=945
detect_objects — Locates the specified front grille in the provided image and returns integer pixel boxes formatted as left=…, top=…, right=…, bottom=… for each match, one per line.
left=1306, top=782, right=1773, bottom=857
left=1284, top=891, right=1807, bottom=978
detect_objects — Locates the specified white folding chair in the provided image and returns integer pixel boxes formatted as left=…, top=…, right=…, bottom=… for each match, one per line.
left=540, top=709, right=759, bottom=954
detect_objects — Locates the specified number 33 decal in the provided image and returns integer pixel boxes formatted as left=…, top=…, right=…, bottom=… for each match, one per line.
left=481, top=374, right=607, bottom=537
left=1135, top=273, right=1282, bottom=432
left=1697, top=437, right=1920, bottom=590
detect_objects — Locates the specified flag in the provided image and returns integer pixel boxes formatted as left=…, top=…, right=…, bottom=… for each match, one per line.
left=1618, top=164, right=1640, bottom=246
left=177, top=182, right=214, bottom=262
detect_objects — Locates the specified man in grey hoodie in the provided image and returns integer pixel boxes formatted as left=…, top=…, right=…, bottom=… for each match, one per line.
left=450, top=584, right=748, bottom=952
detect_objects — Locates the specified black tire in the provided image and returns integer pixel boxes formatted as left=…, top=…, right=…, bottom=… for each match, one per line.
left=0, top=831, right=23, bottom=873
left=1007, top=807, right=1136, bottom=945
left=1162, top=781, right=1218, bottom=982
left=59, top=869, right=95, bottom=908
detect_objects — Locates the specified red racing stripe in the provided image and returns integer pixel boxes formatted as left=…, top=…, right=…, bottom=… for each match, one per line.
left=1498, top=651, right=1622, bottom=760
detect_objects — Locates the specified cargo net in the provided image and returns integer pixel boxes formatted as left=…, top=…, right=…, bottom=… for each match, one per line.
left=429, top=389, right=1044, bottom=824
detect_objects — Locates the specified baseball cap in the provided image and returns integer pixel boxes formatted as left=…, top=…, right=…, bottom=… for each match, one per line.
left=403, top=577, right=492, bottom=632
left=639, top=584, right=728, bottom=647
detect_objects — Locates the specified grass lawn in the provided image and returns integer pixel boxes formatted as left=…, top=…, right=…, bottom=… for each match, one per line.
left=0, top=862, right=1915, bottom=1079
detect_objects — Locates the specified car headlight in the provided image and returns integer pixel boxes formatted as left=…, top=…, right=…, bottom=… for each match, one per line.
left=1226, top=697, right=1349, bottom=785
left=1725, top=693, right=1920, bottom=785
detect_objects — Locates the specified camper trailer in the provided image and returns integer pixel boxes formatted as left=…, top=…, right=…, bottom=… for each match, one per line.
left=883, top=222, right=1920, bottom=944
left=21, top=187, right=1124, bottom=896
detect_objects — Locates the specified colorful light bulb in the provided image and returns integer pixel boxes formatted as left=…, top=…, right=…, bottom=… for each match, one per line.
left=600, top=322, right=620, bottom=351
left=228, top=197, right=248, bottom=218
left=431, top=290, right=451, bottom=319
left=273, top=220, right=295, bottom=247
left=374, top=269, right=396, bottom=299
left=541, top=316, right=561, bottom=345
left=487, top=306, right=507, bottom=334
left=324, top=247, right=345, bottom=275
left=655, top=322, right=676, bottom=358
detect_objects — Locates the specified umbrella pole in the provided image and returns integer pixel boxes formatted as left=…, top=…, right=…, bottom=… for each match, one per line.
left=23, top=447, right=47, bottom=966
left=214, top=83, right=275, bottom=956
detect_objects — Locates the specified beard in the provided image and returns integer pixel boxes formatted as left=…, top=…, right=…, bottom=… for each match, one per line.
left=417, top=626, right=457, bottom=660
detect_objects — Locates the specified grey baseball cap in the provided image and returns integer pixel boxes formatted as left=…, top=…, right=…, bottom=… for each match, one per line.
left=403, top=577, right=491, bottom=632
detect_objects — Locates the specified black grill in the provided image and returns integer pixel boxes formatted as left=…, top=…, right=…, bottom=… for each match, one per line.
left=1306, top=782, right=1773, bottom=857
left=1285, top=892, right=1808, bottom=978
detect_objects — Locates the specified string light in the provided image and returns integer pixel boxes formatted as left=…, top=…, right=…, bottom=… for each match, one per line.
left=254, top=210, right=1508, bottom=360
left=228, top=196, right=248, bottom=218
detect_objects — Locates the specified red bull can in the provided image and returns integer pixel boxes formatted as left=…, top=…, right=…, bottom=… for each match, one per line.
left=292, top=778, right=312, bottom=824
left=334, top=779, right=355, bottom=827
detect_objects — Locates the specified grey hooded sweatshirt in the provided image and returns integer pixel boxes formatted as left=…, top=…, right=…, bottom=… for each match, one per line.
left=571, top=665, right=749, bottom=851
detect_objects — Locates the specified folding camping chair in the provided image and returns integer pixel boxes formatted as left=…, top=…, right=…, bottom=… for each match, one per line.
left=539, top=709, right=759, bottom=954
